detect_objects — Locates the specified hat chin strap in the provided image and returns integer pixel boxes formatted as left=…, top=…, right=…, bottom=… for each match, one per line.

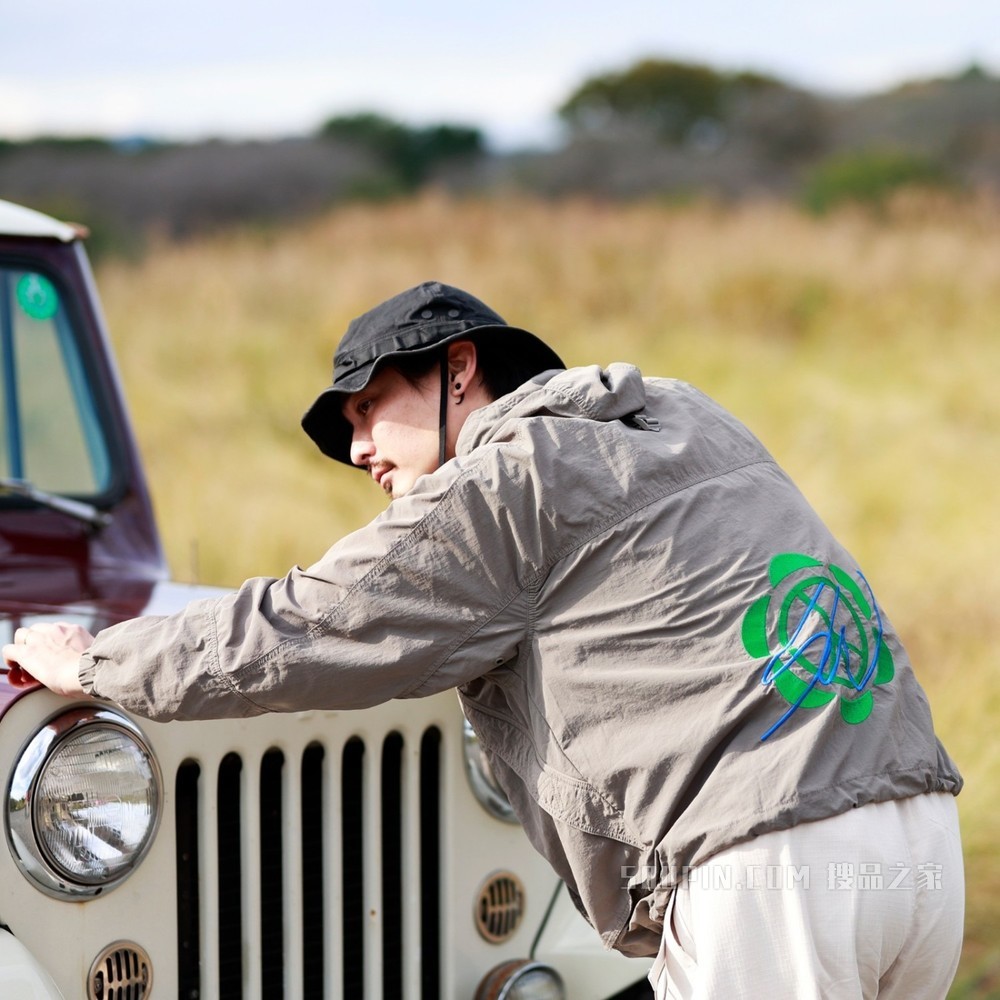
left=438, top=352, right=449, bottom=467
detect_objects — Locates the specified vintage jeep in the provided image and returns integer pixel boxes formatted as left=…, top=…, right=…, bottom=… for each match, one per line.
left=0, top=199, right=652, bottom=999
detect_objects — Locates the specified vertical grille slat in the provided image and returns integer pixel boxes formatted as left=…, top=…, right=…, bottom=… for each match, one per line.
left=217, top=753, right=244, bottom=1000
left=283, top=750, right=305, bottom=999
left=259, top=749, right=284, bottom=999
left=321, top=743, right=345, bottom=1000
left=401, top=737, right=422, bottom=1000
left=420, top=728, right=442, bottom=1000
left=341, top=738, right=365, bottom=997
left=198, top=756, right=223, bottom=999
left=241, top=753, right=263, bottom=1000
left=381, top=734, right=404, bottom=1000
left=176, top=762, right=201, bottom=1000
left=174, top=724, right=443, bottom=999
left=301, top=744, right=325, bottom=999
left=363, top=737, right=385, bottom=998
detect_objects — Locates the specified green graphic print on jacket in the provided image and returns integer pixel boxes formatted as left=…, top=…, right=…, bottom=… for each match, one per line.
left=742, top=552, right=896, bottom=741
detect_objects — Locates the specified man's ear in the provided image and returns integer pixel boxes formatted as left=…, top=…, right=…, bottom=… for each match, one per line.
left=447, top=340, right=478, bottom=395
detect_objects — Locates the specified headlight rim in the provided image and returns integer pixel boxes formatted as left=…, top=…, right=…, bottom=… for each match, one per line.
left=462, top=717, right=520, bottom=825
left=474, top=959, right=566, bottom=1000
left=6, top=704, right=162, bottom=899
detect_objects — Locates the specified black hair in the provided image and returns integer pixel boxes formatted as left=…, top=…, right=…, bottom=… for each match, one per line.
left=391, top=336, right=559, bottom=401
left=473, top=336, right=560, bottom=399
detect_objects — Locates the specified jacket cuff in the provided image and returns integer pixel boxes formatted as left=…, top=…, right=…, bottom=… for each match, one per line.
left=78, top=653, right=97, bottom=695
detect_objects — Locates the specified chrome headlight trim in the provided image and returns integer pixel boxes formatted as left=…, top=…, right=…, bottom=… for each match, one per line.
left=474, top=959, right=566, bottom=1000
left=462, top=717, right=519, bottom=825
left=6, top=705, right=162, bottom=899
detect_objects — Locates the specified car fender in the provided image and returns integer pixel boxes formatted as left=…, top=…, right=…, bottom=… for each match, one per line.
left=0, top=929, right=67, bottom=1000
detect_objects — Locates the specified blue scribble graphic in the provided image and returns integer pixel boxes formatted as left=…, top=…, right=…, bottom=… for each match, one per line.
left=741, top=554, right=895, bottom=741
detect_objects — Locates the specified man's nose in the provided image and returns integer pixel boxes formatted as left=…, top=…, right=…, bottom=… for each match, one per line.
left=350, top=436, right=375, bottom=467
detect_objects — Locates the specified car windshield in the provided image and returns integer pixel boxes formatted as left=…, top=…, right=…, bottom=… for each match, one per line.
left=0, top=264, right=112, bottom=497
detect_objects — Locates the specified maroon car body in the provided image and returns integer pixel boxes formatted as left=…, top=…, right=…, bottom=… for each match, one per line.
left=0, top=208, right=166, bottom=722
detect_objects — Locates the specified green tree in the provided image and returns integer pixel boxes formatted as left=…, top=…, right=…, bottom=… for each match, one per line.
left=318, top=113, right=483, bottom=192
left=558, top=58, right=788, bottom=144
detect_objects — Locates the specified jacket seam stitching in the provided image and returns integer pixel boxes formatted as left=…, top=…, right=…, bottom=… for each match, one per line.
left=463, top=702, right=646, bottom=848
left=238, top=459, right=502, bottom=674
left=537, top=457, right=775, bottom=574
left=207, top=604, right=272, bottom=712
left=398, top=584, right=527, bottom=697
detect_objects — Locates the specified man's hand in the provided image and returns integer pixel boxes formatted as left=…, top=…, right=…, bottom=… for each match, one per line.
left=2, top=622, right=95, bottom=698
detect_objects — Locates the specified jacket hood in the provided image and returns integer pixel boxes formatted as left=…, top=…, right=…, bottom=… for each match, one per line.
left=458, top=363, right=651, bottom=456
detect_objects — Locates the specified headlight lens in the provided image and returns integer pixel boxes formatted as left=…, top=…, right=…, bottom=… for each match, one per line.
left=462, top=717, right=519, bottom=824
left=6, top=707, right=161, bottom=898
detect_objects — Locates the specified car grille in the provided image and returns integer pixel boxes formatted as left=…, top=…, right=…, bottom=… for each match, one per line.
left=174, top=726, right=442, bottom=999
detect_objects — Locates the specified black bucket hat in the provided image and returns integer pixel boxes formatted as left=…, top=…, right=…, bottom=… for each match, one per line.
left=302, top=281, right=565, bottom=465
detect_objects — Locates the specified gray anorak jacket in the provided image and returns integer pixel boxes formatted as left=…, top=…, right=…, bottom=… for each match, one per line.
left=79, top=364, right=962, bottom=957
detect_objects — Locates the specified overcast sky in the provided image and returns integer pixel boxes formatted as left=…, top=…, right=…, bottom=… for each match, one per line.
left=2, top=0, right=998, bottom=149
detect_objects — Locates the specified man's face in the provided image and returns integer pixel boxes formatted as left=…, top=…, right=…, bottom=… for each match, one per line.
left=343, top=365, right=440, bottom=498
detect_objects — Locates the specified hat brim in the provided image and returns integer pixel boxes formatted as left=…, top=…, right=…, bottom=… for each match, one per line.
left=302, top=325, right=562, bottom=465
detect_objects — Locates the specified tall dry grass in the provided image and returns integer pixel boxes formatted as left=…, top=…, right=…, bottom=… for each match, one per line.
left=96, top=192, right=1000, bottom=994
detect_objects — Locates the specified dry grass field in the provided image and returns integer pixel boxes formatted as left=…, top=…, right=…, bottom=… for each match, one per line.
left=96, top=192, right=999, bottom=995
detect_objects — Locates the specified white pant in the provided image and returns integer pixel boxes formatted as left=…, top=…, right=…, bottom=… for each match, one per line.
left=650, top=793, right=964, bottom=999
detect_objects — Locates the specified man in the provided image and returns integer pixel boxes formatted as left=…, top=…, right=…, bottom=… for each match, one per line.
left=4, top=281, right=964, bottom=998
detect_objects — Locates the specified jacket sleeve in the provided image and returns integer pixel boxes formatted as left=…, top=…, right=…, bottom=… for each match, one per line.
left=78, top=454, right=539, bottom=721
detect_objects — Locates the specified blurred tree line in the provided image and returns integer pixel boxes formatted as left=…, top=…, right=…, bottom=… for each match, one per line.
left=317, top=113, right=483, bottom=195
left=2, top=57, right=998, bottom=255
left=558, top=58, right=826, bottom=157
left=540, top=58, right=998, bottom=205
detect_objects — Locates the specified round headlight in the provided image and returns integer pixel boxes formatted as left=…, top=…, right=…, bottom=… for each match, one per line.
left=462, top=717, right=519, bottom=824
left=475, top=960, right=565, bottom=1000
left=6, top=707, right=161, bottom=898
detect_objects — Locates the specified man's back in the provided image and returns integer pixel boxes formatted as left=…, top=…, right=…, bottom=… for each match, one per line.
left=450, top=365, right=961, bottom=954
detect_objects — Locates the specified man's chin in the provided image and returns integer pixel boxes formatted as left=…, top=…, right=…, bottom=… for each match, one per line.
left=386, top=465, right=438, bottom=499
left=388, top=474, right=420, bottom=499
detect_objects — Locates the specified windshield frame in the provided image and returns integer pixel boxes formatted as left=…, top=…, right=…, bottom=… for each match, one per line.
left=0, top=250, right=129, bottom=511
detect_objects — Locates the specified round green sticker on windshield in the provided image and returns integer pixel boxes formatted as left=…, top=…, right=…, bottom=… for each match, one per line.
left=16, top=273, right=59, bottom=321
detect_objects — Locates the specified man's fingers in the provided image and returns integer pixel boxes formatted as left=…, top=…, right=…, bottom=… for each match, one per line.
left=28, top=622, right=61, bottom=636
left=2, top=640, right=29, bottom=665
left=7, top=663, right=38, bottom=688
left=9, top=623, right=95, bottom=655
left=16, top=623, right=59, bottom=641
left=2, top=640, right=85, bottom=698
left=3, top=625, right=92, bottom=699
left=3, top=644, right=39, bottom=685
